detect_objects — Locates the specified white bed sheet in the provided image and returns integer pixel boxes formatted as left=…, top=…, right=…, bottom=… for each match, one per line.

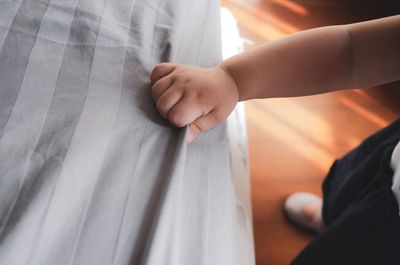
left=0, top=1, right=255, bottom=264
left=222, top=7, right=255, bottom=265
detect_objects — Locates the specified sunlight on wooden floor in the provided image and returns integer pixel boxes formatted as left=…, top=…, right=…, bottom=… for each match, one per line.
left=220, top=0, right=400, bottom=264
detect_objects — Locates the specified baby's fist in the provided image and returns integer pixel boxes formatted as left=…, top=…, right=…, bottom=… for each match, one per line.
left=151, top=63, right=238, bottom=142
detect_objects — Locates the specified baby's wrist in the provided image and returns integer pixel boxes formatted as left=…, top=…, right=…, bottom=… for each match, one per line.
left=218, top=63, right=253, bottom=101
left=217, top=64, right=241, bottom=100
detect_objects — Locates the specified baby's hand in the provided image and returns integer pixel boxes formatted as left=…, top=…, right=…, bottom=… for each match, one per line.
left=151, top=63, right=239, bottom=143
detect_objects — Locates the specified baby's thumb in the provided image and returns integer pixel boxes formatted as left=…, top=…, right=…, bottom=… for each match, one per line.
left=187, top=111, right=222, bottom=143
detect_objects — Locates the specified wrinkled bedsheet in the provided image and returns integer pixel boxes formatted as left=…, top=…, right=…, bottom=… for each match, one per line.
left=0, top=0, right=256, bottom=265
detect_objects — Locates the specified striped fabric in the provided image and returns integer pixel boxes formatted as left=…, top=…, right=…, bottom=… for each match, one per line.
left=0, top=1, right=246, bottom=264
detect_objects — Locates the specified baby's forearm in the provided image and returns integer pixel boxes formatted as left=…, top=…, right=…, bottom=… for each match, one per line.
left=150, top=16, right=399, bottom=141
left=221, top=25, right=354, bottom=101
left=222, top=15, right=400, bottom=101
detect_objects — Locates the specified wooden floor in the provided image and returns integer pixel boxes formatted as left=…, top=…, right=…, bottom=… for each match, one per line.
left=219, top=1, right=400, bottom=264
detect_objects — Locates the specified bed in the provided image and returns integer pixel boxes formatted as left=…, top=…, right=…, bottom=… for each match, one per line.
left=0, top=1, right=255, bottom=264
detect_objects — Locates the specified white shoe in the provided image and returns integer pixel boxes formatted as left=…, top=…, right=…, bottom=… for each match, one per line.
left=284, top=192, right=324, bottom=233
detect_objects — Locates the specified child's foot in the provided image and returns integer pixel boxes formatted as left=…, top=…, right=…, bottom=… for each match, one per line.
left=284, top=192, right=324, bottom=233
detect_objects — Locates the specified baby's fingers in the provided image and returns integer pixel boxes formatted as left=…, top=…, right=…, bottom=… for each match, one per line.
left=168, top=97, right=204, bottom=128
left=187, top=111, right=225, bottom=143
left=156, top=88, right=184, bottom=119
left=151, top=63, right=175, bottom=84
left=152, top=75, right=175, bottom=101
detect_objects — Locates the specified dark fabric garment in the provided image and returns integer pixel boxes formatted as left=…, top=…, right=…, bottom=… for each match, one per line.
left=292, top=119, right=400, bottom=265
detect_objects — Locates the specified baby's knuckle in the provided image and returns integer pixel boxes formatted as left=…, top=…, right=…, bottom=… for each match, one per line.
left=151, top=83, right=160, bottom=95
left=152, top=80, right=163, bottom=91
left=175, top=74, right=190, bottom=85
left=173, top=75, right=183, bottom=84
left=177, top=84, right=188, bottom=93
left=156, top=100, right=167, bottom=114
left=151, top=65, right=162, bottom=78
left=153, top=64, right=162, bottom=72
left=213, top=111, right=225, bottom=123
left=169, top=111, right=186, bottom=127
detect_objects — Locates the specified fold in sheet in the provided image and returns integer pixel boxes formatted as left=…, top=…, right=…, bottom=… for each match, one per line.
left=0, top=0, right=245, bottom=264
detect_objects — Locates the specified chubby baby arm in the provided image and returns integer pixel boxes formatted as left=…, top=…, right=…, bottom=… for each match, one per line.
left=150, top=63, right=239, bottom=142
